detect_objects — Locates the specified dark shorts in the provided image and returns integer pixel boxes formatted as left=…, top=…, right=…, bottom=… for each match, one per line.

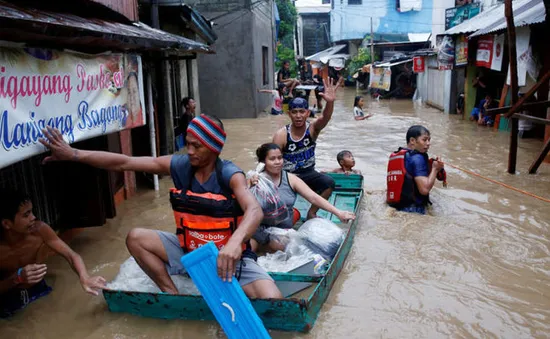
left=156, top=231, right=273, bottom=287
left=0, top=279, right=52, bottom=318
left=294, top=169, right=335, bottom=194
left=398, top=205, right=426, bottom=215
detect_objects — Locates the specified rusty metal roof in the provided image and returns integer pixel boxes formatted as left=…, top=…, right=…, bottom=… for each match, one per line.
left=444, top=0, right=546, bottom=37
left=0, top=1, right=213, bottom=53
left=470, top=0, right=546, bottom=37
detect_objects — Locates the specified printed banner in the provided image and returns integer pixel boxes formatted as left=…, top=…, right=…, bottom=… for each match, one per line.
left=491, top=34, right=504, bottom=71
left=438, top=36, right=455, bottom=70
left=506, top=26, right=531, bottom=87
left=455, top=35, right=468, bottom=67
left=413, top=57, right=425, bottom=73
left=369, top=67, right=392, bottom=91
left=0, top=47, right=146, bottom=169
left=476, top=35, right=494, bottom=68
left=445, top=3, right=481, bottom=30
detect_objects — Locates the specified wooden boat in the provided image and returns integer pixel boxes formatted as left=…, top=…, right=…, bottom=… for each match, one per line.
left=103, top=173, right=363, bottom=332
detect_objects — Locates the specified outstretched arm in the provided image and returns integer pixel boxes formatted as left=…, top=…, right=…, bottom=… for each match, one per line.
left=40, top=126, right=171, bottom=175
left=38, top=222, right=106, bottom=295
left=258, top=89, right=275, bottom=94
left=288, top=173, right=354, bottom=223
left=311, top=77, right=341, bottom=137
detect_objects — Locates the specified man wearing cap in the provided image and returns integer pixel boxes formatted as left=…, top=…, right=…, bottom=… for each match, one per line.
left=273, top=78, right=341, bottom=220
left=39, top=115, right=282, bottom=299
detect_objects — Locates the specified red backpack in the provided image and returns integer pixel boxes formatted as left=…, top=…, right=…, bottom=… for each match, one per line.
left=386, top=148, right=417, bottom=207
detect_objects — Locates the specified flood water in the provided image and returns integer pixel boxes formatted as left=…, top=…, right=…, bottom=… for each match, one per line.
left=2, top=88, right=550, bottom=338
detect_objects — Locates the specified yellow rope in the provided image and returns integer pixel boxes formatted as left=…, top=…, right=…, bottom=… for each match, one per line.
left=443, top=162, right=550, bottom=204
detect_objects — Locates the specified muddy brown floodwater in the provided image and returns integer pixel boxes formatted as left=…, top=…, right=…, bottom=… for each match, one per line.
left=2, top=88, right=550, bottom=338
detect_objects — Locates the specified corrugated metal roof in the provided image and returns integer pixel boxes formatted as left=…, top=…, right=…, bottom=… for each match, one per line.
left=306, top=44, right=346, bottom=62
left=374, top=59, right=413, bottom=68
left=444, top=0, right=544, bottom=36
left=0, top=0, right=212, bottom=53
left=470, top=0, right=545, bottom=37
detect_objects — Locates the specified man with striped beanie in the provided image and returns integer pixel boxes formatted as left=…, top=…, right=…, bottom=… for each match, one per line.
left=39, top=115, right=282, bottom=299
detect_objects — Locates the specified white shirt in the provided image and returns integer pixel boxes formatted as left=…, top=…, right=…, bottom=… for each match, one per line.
left=354, top=106, right=364, bottom=117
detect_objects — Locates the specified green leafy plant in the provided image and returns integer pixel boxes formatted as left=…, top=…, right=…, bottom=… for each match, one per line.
left=275, top=44, right=297, bottom=78
left=275, top=0, right=298, bottom=78
left=345, top=47, right=372, bottom=79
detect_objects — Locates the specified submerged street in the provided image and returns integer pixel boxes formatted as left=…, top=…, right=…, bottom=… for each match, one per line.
left=2, top=88, right=550, bottom=338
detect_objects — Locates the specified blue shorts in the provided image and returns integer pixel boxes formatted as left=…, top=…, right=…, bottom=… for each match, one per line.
left=1, top=279, right=52, bottom=318
left=470, top=107, right=480, bottom=120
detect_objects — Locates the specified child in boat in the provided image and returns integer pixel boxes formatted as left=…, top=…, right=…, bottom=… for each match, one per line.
left=258, top=83, right=286, bottom=115
left=326, top=150, right=362, bottom=175
left=353, top=96, right=372, bottom=121
left=0, top=188, right=106, bottom=318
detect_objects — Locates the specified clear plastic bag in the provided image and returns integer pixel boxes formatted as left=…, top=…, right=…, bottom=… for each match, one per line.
left=247, top=163, right=290, bottom=226
left=297, top=218, right=345, bottom=260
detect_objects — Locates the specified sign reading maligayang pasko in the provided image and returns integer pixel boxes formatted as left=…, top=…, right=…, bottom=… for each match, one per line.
left=0, top=47, right=146, bottom=168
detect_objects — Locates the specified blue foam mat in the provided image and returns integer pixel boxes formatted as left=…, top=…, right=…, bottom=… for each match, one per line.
left=180, top=242, right=271, bottom=339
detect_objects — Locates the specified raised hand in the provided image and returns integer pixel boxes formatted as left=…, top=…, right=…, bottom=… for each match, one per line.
left=318, top=77, right=341, bottom=103
left=39, top=126, right=76, bottom=163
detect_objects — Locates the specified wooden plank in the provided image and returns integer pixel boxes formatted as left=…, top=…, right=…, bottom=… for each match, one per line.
left=512, top=113, right=550, bottom=125
left=503, top=72, right=550, bottom=118
left=506, top=0, right=519, bottom=174
left=488, top=100, right=550, bottom=115
left=529, top=137, right=550, bottom=174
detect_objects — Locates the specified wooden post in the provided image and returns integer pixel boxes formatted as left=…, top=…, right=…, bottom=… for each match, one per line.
left=529, top=138, right=550, bottom=174
left=505, top=0, right=519, bottom=174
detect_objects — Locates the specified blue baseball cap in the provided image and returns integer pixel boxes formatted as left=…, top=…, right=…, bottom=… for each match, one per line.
left=289, top=97, right=308, bottom=110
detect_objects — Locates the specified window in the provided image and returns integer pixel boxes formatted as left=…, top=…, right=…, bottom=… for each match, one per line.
left=262, top=46, right=269, bottom=85
left=348, top=0, right=362, bottom=4
left=322, top=0, right=331, bottom=4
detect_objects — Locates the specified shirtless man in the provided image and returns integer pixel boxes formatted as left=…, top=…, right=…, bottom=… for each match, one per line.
left=0, top=188, right=106, bottom=317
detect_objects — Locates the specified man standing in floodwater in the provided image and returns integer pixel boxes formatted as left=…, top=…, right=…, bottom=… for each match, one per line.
left=386, top=125, right=444, bottom=214
left=272, top=78, right=340, bottom=220
left=39, top=115, right=282, bottom=299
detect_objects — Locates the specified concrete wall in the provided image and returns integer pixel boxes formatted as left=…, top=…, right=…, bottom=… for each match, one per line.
left=331, top=0, right=432, bottom=41
left=186, top=0, right=275, bottom=119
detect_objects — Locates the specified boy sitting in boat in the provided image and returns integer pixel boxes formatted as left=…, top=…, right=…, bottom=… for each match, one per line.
left=326, top=150, right=362, bottom=175
left=386, top=125, right=444, bottom=214
left=40, top=115, right=282, bottom=299
left=272, top=77, right=340, bottom=220
left=0, top=188, right=106, bottom=318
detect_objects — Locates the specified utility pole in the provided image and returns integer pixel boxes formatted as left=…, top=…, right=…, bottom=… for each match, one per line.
left=370, top=17, right=374, bottom=63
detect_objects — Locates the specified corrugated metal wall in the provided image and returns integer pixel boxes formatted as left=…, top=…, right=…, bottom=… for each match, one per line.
left=0, top=155, right=60, bottom=226
left=425, top=56, right=446, bottom=110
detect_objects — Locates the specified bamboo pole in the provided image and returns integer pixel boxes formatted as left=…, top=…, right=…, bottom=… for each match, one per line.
left=505, top=0, right=519, bottom=174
